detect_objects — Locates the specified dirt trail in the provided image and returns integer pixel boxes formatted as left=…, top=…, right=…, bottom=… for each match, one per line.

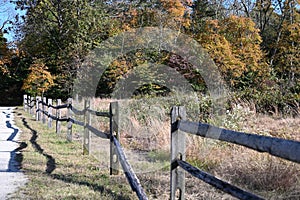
left=0, top=107, right=27, bottom=199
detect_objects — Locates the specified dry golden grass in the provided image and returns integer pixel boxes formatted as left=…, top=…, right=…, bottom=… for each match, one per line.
left=88, top=98, right=300, bottom=199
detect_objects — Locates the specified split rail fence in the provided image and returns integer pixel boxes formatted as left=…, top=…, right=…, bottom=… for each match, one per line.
left=23, top=95, right=147, bottom=199
left=23, top=95, right=300, bottom=200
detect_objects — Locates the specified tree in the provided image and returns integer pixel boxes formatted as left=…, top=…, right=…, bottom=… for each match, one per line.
left=159, top=0, right=191, bottom=29
left=195, top=15, right=269, bottom=88
left=22, top=59, right=55, bottom=96
left=0, top=31, right=29, bottom=105
left=13, top=0, right=110, bottom=98
left=0, top=31, right=10, bottom=75
left=271, top=0, right=300, bottom=92
left=189, top=0, right=218, bottom=34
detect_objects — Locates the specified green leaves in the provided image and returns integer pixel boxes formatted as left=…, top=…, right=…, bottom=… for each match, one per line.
left=14, top=0, right=111, bottom=97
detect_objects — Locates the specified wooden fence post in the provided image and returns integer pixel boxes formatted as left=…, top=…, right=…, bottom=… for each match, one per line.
left=30, top=96, right=35, bottom=115
left=23, top=94, right=28, bottom=111
left=110, top=102, right=120, bottom=175
left=28, top=95, right=31, bottom=113
left=36, top=96, right=41, bottom=121
left=39, top=97, right=42, bottom=122
left=56, top=99, right=61, bottom=134
left=83, top=99, right=91, bottom=155
left=170, top=106, right=186, bottom=200
left=27, top=95, right=30, bottom=112
left=42, top=97, right=47, bottom=124
left=67, top=98, right=73, bottom=141
left=27, top=95, right=31, bottom=113
left=27, top=95, right=30, bottom=113
left=48, top=99, right=53, bottom=128
left=75, top=94, right=79, bottom=104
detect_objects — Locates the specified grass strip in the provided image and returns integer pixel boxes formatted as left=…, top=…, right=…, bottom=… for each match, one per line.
left=11, top=107, right=137, bottom=200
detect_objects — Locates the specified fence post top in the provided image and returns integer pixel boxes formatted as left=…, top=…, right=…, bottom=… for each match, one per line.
left=110, top=101, right=119, bottom=114
left=171, top=106, right=186, bottom=120
left=68, top=98, right=73, bottom=104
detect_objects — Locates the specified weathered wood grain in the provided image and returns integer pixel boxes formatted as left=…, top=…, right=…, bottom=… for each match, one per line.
left=178, top=120, right=300, bottom=163
left=113, top=137, right=148, bottom=200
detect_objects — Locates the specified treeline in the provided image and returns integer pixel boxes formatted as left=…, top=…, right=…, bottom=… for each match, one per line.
left=0, top=0, right=299, bottom=114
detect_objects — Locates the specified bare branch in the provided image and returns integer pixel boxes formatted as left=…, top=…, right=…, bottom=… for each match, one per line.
left=0, top=19, right=10, bottom=31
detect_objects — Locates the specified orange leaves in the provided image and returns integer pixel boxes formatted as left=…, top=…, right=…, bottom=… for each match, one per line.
left=160, top=0, right=191, bottom=29
left=273, top=4, right=300, bottom=78
left=221, top=15, right=262, bottom=47
left=0, top=53, right=11, bottom=75
left=0, top=61, right=10, bottom=75
left=160, top=0, right=186, bottom=17
left=196, top=16, right=269, bottom=87
left=105, top=58, right=134, bottom=89
left=0, top=32, right=11, bottom=74
left=22, top=60, right=55, bottom=95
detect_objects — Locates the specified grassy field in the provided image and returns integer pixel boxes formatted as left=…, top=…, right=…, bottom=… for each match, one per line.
left=10, top=101, right=300, bottom=199
left=11, top=107, right=137, bottom=200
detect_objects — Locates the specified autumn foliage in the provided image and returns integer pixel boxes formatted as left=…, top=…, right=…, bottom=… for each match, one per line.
left=22, top=60, right=55, bottom=96
left=197, top=16, right=269, bottom=88
left=0, top=0, right=299, bottom=113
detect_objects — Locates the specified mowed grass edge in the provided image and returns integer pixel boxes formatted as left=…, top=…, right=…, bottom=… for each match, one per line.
left=10, top=107, right=137, bottom=200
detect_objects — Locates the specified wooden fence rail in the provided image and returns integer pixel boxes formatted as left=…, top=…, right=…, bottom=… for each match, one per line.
left=23, top=95, right=148, bottom=200
left=170, top=106, right=300, bottom=200
left=23, top=95, right=300, bottom=200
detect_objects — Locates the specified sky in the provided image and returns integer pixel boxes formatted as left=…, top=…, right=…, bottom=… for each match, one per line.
left=0, top=0, right=25, bottom=42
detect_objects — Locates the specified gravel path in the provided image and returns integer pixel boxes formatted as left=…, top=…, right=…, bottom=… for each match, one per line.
left=0, top=107, right=27, bottom=199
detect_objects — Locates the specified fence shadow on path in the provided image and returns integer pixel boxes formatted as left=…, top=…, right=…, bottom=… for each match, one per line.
left=21, top=118, right=56, bottom=174
left=8, top=142, right=28, bottom=172
left=6, top=121, right=19, bottom=141
left=0, top=108, right=27, bottom=172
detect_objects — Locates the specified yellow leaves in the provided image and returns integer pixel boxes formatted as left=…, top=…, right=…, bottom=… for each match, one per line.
left=273, top=9, right=300, bottom=78
left=159, top=0, right=191, bottom=29
left=115, top=1, right=191, bottom=33
left=160, top=0, right=185, bottom=17
left=196, top=16, right=269, bottom=87
left=0, top=63, right=9, bottom=75
left=0, top=55, right=12, bottom=75
left=22, top=60, right=55, bottom=95
left=287, top=23, right=300, bottom=41
left=222, top=15, right=262, bottom=45
left=106, top=58, right=134, bottom=89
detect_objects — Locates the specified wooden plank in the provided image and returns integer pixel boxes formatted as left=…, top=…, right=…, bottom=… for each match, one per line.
left=70, top=105, right=85, bottom=115
left=86, top=125, right=109, bottom=139
left=177, top=160, right=264, bottom=200
left=51, top=104, right=68, bottom=109
left=113, top=137, right=148, bottom=200
left=87, top=108, right=111, bottom=118
left=178, top=120, right=300, bottom=163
